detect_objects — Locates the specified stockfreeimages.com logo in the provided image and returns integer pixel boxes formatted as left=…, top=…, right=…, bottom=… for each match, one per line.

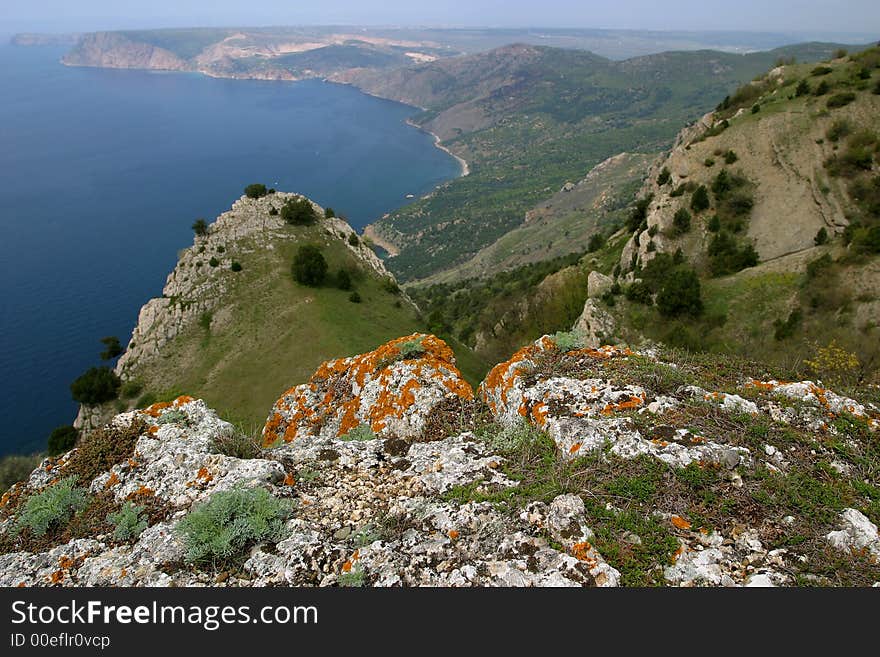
left=11, top=599, right=318, bottom=634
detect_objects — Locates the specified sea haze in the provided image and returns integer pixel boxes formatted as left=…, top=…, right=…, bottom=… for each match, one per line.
left=0, top=44, right=460, bottom=455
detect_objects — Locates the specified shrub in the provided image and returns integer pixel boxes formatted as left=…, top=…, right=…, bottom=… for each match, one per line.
left=176, top=486, right=292, bottom=565
left=281, top=197, right=317, bottom=225
left=804, top=339, right=859, bottom=386
left=814, top=227, right=829, bottom=245
left=773, top=308, right=803, bottom=341
left=230, top=261, right=242, bottom=272
left=192, top=218, right=208, bottom=236
left=336, top=269, right=352, bottom=291
left=348, top=291, right=362, bottom=303
left=244, top=183, right=268, bottom=199
left=806, top=253, right=833, bottom=280
left=291, top=245, right=327, bottom=286
left=851, top=225, right=880, bottom=254
left=626, top=195, right=653, bottom=232
left=324, top=207, right=336, bottom=218
left=626, top=281, right=654, bottom=305
left=707, top=215, right=721, bottom=232
left=827, top=92, right=856, bottom=108
left=587, top=232, right=606, bottom=253
left=827, top=119, right=852, bottom=142
left=795, top=79, right=811, bottom=96
left=874, top=79, right=880, bottom=95
left=216, top=245, right=225, bottom=253
left=341, top=424, right=377, bottom=441
left=814, top=80, right=831, bottom=96
left=672, top=208, right=692, bottom=235
left=657, top=167, right=671, bottom=186
left=47, top=425, right=78, bottom=456
left=834, top=49, right=848, bottom=59
left=119, top=380, right=143, bottom=399
left=812, top=65, right=833, bottom=76
left=0, top=454, right=41, bottom=492
left=751, top=103, right=761, bottom=114
left=70, top=367, right=121, bottom=405
left=704, top=158, right=715, bottom=167
left=656, top=268, right=703, bottom=317
left=849, top=175, right=880, bottom=216
left=690, top=185, right=710, bottom=213
left=14, top=477, right=87, bottom=537
left=107, top=502, right=147, bottom=541
left=348, top=233, right=359, bottom=246
left=549, top=329, right=585, bottom=352
left=382, top=278, right=400, bottom=295
left=268, top=207, right=279, bottom=216
left=209, top=257, right=219, bottom=267
left=100, top=336, right=124, bottom=360
left=708, top=232, right=759, bottom=276
left=723, top=150, right=738, bottom=165
left=65, top=418, right=145, bottom=484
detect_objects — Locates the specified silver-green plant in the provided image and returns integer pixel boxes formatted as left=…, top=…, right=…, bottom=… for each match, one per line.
left=340, top=424, right=377, bottom=442
left=482, top=420, right=545, bottom=453
left=176, top=486, right=292, bottom=565
left=397, top=337, right=426, bottom=359
left=14, top=476, right=87, bottom=537
left=549, top=329, right=585, bottom=352
left=338, top=563, right=366, bottom=587
left=156, top=409, right=187, bottom=425
left=107, top=501, right=147, bottom=541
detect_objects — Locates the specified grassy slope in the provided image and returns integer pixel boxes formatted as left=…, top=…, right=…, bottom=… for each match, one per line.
left=419, top=152, right=655, bottom=285
left=131, top=224, right=489, bottom=431
left=372, top=43, right=861, bottom=282
left=587, top=47, right=880, bottom=379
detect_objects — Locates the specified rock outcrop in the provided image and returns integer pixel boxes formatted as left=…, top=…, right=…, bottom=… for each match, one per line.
left=262, top=333, right=473, bottom=445
left=3, top=334, right=879, bottom=586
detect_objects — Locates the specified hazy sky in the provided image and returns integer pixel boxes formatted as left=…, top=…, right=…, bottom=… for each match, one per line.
left=3, top=0, right=880, bottom=35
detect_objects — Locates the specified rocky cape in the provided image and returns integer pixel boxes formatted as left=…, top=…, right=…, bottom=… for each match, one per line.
left=2, top=332, right=879, bottom=586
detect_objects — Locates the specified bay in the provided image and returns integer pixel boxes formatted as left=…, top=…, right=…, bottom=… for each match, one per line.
left=0, top=44, right=459, bottom=455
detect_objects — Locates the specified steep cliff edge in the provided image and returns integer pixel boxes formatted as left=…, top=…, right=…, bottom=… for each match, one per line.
left=75, top=192, right=432, bottom=433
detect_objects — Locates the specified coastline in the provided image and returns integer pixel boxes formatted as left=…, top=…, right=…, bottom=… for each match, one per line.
left=405, top=118, right=470, bottom=178
left=362, top=223, right=400, bottom=257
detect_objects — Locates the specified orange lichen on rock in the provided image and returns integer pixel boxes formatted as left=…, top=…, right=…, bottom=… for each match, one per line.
left=283, top=473, right=295, bottom=486
left=264, top=334, right=473, bottom=444
left=600, top=395, right=644, bottom=415
left=531, top=402, right=549, bottom=427
left=196, top=467, right=212, bottom=482
left=105, top=472, right=120, bottom=489
left=49, top=570, right=64, bottom=584
left=671, top=515, right=692, bottom=530
left=569, top=442, right=583, bottom=455
left=58, top=556, right=74, bottom=569
left=571, top=541, right=595, bottom=563
left=140, top=395, right=196, bottom=418
left=448, top=529, right=460, bottom=540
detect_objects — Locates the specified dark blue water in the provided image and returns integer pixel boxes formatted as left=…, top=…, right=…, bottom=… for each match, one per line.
left=0, top=44, right=459, bottom=456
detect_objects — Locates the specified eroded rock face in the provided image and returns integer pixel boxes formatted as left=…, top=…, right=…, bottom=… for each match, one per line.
left=263, top=334, right=474, bottom=446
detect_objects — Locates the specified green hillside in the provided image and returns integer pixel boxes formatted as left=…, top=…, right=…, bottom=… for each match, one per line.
left=122, top=202, right=489, bottom=432
left=360, top=43, right=867, bottom=282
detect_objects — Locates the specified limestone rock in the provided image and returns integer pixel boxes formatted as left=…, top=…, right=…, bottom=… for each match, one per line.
left=587, top=270, right=613, bottom=299
left=572, top=299, right=616, bottom=347
left=263, top=334, right=473, bottom=446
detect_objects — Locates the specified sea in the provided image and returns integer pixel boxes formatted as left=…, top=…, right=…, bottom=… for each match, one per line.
left=0, top=43, right=460, bottom=456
